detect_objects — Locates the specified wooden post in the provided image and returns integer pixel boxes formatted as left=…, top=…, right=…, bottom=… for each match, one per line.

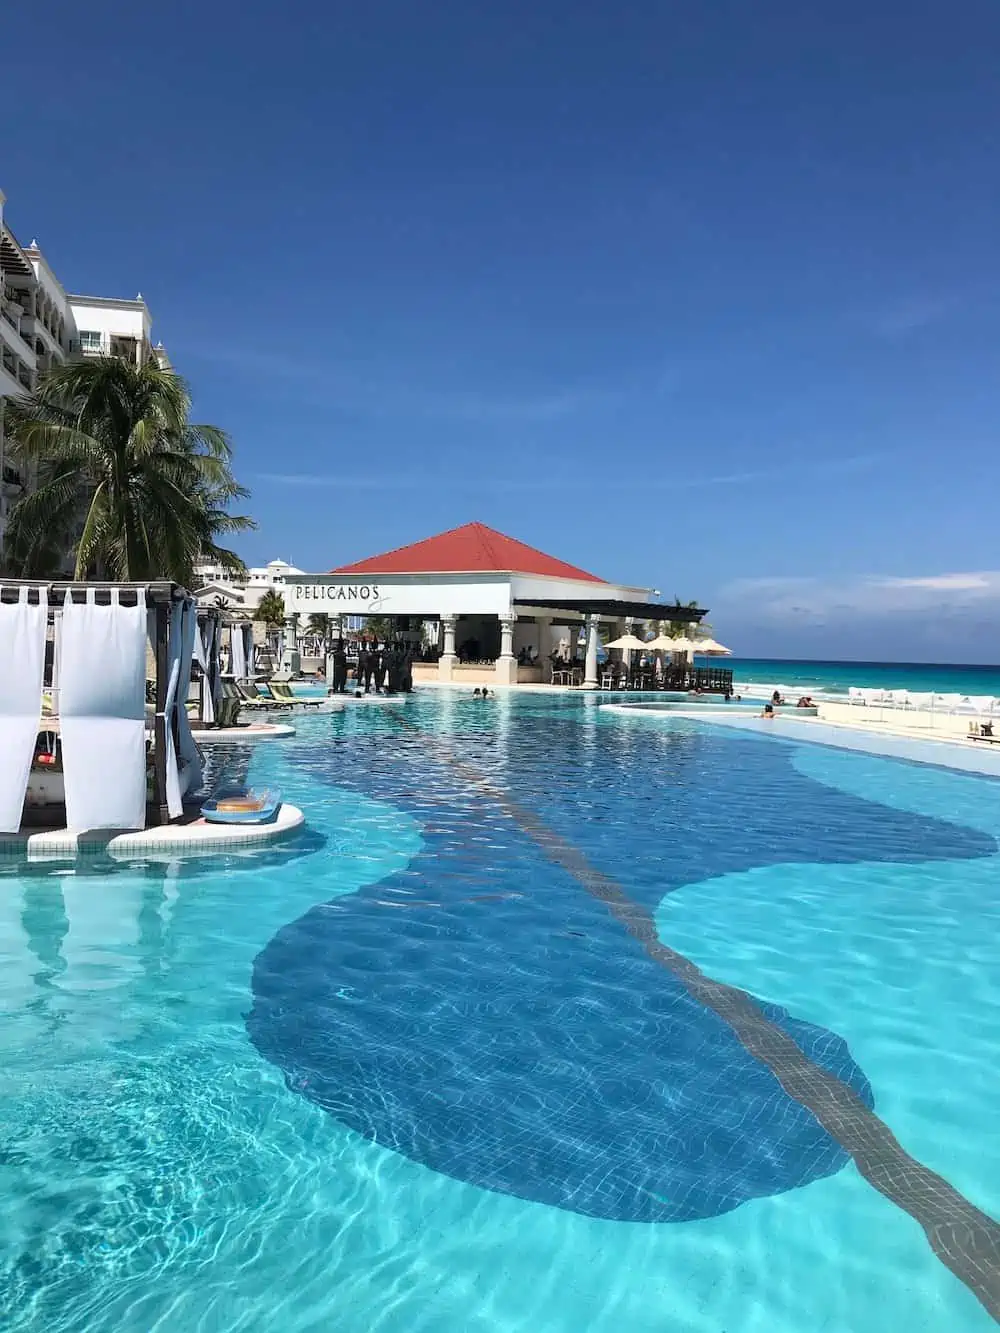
left=154, top=599, right=170, bottom=825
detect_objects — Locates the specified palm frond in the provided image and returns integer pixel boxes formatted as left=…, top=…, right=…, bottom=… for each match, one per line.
left=3, top=356, right=253, bottom=583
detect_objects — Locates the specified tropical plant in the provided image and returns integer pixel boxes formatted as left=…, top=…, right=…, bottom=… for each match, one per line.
left=307, top=613, right=330, bottom=639
left=363, top=614, right=392, bottom=640
left=660, top=599, right=711, bottom=638
left=2, top=358, right=254, bottom=583
left=254, top=589, right=287, bottom=628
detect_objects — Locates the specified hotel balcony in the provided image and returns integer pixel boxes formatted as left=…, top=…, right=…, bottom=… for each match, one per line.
left=1, top=292, right=22, bottom=330
left=0, top=340, right=35, bottom=395
left=78, top=334, right=149, bottom=365
left=0, top=289, right=35, bottom=356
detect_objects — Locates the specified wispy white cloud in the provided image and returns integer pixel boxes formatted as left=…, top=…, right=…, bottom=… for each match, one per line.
left=404, top=388, right=607, bottom=423
left=258, top=452, right=888, bottom=494
left=865, top=292, right=963, bottom=340
left=715, top=570, right=1000, bottom=629
left=257, top=471, right=433, bottom=490
left=186, top=341, right=616, bottom=423
left=877, top=573, right=993, bottom=592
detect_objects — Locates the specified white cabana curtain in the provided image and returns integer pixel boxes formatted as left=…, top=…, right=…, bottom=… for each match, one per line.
left=193, top=615, right=222, bottom=724
left=210, top=620, right=223, bottom=714
left=60, top=588, right=147, bottom=830
left=230, top=621, right=247, bottom=680
left=242, top=623, right=254, bottom=678
left=0, top=587, right=48, bottom=833
left=163, top=599, right=203, bottom=818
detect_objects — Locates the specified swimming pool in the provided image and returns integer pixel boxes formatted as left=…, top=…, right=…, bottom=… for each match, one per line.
left=2, top=692, right=999, bottom=1331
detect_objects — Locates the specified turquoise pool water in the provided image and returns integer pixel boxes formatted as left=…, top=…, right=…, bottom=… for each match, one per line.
left=2, top=693, right=999, bottom=1331
left=288, top=681, right=329, bottom=699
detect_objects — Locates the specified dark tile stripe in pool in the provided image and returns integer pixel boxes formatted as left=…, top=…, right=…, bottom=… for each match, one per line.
left=251, top=814, right=874, bottom=1223
left=250, top=704, right=1000, bottom=1319
left=409, top=719, right=1000, bottom=1324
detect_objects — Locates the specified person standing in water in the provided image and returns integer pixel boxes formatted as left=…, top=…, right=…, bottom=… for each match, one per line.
left=331, top=640, right=348, bottom=693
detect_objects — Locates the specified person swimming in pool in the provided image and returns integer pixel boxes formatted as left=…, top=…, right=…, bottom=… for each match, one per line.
left=761, top=703, right=776, bottom=719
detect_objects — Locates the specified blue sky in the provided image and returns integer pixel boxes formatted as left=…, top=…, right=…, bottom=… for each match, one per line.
left=4, top=0, right=1000, bottom=660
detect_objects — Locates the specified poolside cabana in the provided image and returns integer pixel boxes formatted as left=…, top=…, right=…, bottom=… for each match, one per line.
left=0, top=579, right=216, bottom=832
left=283, top=521, right=711, bottom=690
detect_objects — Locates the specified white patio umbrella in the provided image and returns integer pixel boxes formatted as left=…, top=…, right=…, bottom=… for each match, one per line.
left=644, top=634, right=679, bottom=652
left=663, top=635, right=699, bottom=657
left=691, top=636, right=732, bottom=656
left=604, top=633, right=649, bottom=652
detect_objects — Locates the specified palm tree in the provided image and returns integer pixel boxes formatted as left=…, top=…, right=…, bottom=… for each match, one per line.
left=307, top=612, right=330, bottom=640
left=2, top=358, right=254, bottom=583
left=254, top=589, right=287, bottom=629
left=364, top=614, right=392, bottom=641
left=660, top=599, right=711, bottom=639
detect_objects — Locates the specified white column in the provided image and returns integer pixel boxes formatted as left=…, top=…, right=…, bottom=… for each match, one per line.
left=442, top=615, right=457, bottom=656
left=535, top=616, right=552, bottom=680
left=281, top=612, right=300, bottom=676
left=438, top=613, right=458, bottom=681
left=499, top=614, right=515, bottom=659
left=583, top=614, right=601, bottom=690
left=495, top=612, right=517, bottom=686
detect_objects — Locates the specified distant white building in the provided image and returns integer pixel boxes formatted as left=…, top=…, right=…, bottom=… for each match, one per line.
left=0, top=187, right=169, bottom=547
left=193, top=557, right=305, bottom=615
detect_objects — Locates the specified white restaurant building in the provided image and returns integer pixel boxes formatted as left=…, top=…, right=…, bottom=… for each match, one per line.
left=282, top=522, right=705, bottom=688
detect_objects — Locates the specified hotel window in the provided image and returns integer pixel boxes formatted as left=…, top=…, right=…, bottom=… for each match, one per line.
left=79, top=330, right=103, bottom=351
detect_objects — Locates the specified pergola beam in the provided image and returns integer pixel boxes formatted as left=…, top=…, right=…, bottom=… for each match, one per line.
left=513, top=597, right=707, bottom=621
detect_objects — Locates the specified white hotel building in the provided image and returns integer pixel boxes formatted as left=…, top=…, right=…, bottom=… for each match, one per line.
left=0, top=187, right=168, bottom=546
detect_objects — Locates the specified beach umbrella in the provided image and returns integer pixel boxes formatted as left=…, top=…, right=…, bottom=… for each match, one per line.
left=663, top=635, right=699, bottom=656
left=643, top=634, right=677, bottom=652
left=691, top=637, right=732, bottom=656
left=604, top=633, right=649, bottom=652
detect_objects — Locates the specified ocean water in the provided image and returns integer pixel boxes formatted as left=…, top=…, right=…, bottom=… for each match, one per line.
left=723, top=657, right=1000, bottom=697
left=2, top=693, right=999, bottom=1332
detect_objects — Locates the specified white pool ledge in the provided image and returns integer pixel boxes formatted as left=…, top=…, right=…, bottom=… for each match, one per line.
left=0, top=802, right=305, bottom=861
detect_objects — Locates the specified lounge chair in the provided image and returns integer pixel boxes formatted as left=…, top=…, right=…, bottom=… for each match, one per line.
left=268, top=681, right=322, bottom=707
left=218, top=681, right=243, bottom=728
left=235, top=680, right=283, bottom=710
left=969, top=720, right=999, bottom=743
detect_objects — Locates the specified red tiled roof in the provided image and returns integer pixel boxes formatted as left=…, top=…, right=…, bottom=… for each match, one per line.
left=331, top=522, right=606, bottom=583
